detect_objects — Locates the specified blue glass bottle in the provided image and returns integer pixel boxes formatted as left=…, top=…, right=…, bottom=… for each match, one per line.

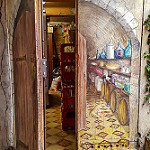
left=100, top=49, right=106, bottom=59
left=124, top=40, right=132, bottom=58
left=96, top=49, right=100, bottom=60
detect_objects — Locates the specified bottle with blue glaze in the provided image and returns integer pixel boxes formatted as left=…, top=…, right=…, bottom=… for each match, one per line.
left=100, top=49, right=106, bottom=59
left=124, top=40, right=132, bottom=58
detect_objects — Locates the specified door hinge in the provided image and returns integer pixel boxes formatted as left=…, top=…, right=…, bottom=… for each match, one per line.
left=42, top=58, right=47, bottom=78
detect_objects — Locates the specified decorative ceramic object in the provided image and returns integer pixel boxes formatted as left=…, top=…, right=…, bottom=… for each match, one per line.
left=97, top=78, right=103, bottom=91
left=100, top=49, right=106, bottom=59
left=121, top=66, right=126, bottom=73
left=91, top=62, right=97, bottom=66
left=115, top=80, right=124, bottom=89
left=106, top=42, right=114, bottom=59
left=124, top=83, right=130, bottom=93
left=99, top=61, right=104, bottom=67
left=125, top=67, right=131, bottom=73
left=114, top=43, right=125, bottom=59
left=124, top=40, right=132, bottom=58
left=106, top=63, right=120, bottom=70
left=103, top=69, right=108, bottom=77
left=95, top=76, right=99, bottom=89
left=111, top=74, right=118, bottom=84
left=96, top=49, right=100, bottom=60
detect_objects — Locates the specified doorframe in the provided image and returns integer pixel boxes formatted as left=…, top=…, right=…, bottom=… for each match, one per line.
left=34, top=0, right=44, bottom=149
left=34, top=0, right=79, bottom=149
left=75, top=0, right=79, bottom=148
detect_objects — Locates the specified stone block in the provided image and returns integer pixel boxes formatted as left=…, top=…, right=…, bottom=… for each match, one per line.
left=112, top=10, right=122, bottom=21
left=106, top=5, right=115, bottom=15
left=129, top=18, right=139, bottom=29
left=132, top=29, right=137, bottom=37
left=98, top=0, right=110, bottom=10
left=123, top=11, right=134, bottom=24
left=91, top=0, right=99, bottom=5
left=123, top=24, right=132, bottom=36
left=108, top=0, right=116, bottom=10
left=115, top=1, right=128, bottom=17
left=101, top=0, right=110, bottom=7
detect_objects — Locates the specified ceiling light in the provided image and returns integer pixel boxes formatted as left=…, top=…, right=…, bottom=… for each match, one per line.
left=43, top=1, right=46, bottom=4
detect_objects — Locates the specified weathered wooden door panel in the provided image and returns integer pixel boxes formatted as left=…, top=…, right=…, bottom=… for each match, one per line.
left=78, top=32, right=87, bottom=131
left=13, top=11, right=37, bottom=150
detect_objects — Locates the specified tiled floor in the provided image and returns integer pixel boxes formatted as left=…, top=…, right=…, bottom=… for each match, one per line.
left=46, top=91, right=76, bottom=150
left=78, top=85, right=132, bottom=150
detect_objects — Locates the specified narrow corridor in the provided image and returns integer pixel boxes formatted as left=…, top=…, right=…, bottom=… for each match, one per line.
left=46, top=91, right=76, bottom=150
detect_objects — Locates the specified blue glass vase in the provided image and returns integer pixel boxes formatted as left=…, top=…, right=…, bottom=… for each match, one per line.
left=100, top=49, right=106, bottom=59
left=124, top=40, right=132, bottom=58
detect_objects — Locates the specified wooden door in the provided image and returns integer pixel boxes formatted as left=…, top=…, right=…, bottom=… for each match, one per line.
left=78, top=32, right=87, bottom=131
left=13, top=11, right=37, bottom=150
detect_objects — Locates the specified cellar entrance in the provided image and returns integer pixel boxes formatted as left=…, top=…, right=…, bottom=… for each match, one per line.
left=42, top=1, right=76, bottom=149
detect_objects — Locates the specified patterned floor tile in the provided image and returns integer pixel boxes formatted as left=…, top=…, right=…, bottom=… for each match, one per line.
left=96, top=124, right=105, bottom=130
left=80, top=133, right=92, bottom=140
left=53, top=118, right=61, bottom=124
left=80, top=142, right=93, bottom=150
left=58, top=139, right=73, bottom=147
left=47, top=135, right=63, bottom=144
left=64, top=134, right=76, bottom=142
left=46, top=144, right=65, bottom=150
left=56, top=131, right=68, bottom=137
left=55, top=125, right=62, bottom=130
left=112, top=130, right=125, bottom=137
left=46, top=142, right=51, bottom=148
left=110, top=124, right=120, bottom=129
left=47, top=128, right=61, bottom=136
left=47, top=117, right=58, bottom=122
left=107, top=118, right=116, bottom=123
left=97, top=132, right=108, bottom=139
left=47, top=122, right=59, bottom=128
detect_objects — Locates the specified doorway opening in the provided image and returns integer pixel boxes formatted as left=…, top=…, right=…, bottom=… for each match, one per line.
left=42, top=0, right=76, bottom=149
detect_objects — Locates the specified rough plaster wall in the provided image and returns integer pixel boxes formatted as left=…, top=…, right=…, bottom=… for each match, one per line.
left=0, top=1, right=9, bottom=148
left=139, top=0, right=150, bottom=149
left=0, top=0, right=21, bottom=149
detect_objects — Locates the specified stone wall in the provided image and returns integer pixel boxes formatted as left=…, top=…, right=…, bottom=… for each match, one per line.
left=0, top=0, right=21, bottom=149
left=139, top=0, right=150, bottom=149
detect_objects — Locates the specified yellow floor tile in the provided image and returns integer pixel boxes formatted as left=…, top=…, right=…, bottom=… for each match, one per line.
left=47, top=135, right=63, bottom=144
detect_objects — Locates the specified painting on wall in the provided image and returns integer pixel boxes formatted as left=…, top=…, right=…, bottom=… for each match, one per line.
left=78, top=41, right=132, bottom=149
left=77, top=0, right=140, bottom=149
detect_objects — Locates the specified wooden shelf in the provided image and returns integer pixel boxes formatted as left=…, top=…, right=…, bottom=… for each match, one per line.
left=89, top=58, right=131, bottom=61
left=89, top=66, right=130, bottom=96
left=107, top=80, right=130, bottom=96
left=90, top=64, right=131, bottom=77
